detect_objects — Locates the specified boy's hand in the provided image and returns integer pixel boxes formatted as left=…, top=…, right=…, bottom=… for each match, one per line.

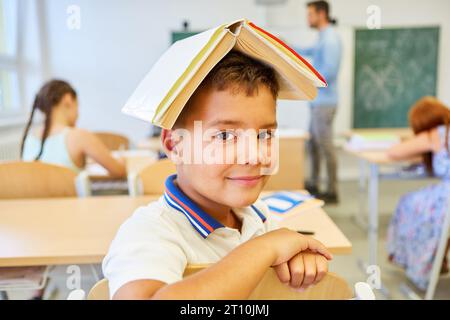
left=256, top=228, right=332, bottom=267
left=274, top=252, right=328, bottom=290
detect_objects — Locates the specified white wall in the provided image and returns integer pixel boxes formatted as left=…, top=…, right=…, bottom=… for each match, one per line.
left=42, top=0, right=450, bottom=144
left=0, top=0, right=47, bottom=158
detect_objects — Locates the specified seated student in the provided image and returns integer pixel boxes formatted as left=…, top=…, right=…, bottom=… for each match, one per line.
left=21, top=79, right=126, bottom=177
left=387, top=96, right=450, bottom=290
left=103, top=51, right=333, bottom=300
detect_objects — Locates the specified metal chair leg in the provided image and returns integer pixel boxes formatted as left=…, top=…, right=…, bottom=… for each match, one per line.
left=425, top=203, right=450, bottom=300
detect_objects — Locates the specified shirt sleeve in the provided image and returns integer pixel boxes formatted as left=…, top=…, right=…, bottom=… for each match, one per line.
left=315, top=34, right=342, bottom=82
left=102, top=207, right=188, bottom=298
left=294, top=45, right=316, bottom=57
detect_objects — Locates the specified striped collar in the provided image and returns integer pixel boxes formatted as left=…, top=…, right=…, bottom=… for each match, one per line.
left=164, top=174, right=266, bottom=239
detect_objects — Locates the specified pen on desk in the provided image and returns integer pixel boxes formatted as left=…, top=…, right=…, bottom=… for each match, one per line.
left=297, top=230, right=315, bottom=236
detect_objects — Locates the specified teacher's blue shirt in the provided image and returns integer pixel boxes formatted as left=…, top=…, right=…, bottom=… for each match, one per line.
left=295, top=26, right=342, bottom=107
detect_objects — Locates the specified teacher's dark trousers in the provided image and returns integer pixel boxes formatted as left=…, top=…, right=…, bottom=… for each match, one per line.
left=308, top=105, right=338, bottom=195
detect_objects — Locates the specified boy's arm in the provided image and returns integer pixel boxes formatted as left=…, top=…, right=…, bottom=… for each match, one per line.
left=113, top=238, right=270, bottom=300
left=113, top=228, right=332, bottom=300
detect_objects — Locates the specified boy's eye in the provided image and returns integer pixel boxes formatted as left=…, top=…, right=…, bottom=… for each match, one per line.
left=258, top=130, right=274, bottom=140
left=214, top=131, right=236, bottom=141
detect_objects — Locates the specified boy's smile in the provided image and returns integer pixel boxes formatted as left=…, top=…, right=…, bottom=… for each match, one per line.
left=163, top=85, right=278, bottom=226
left=226, top=175, right=264, bottom=187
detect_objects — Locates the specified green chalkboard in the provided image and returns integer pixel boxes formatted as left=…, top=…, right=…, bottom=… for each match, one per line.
left=171, top=31, right=200, bottom=44
left=353, top=27, right=440, bottom=128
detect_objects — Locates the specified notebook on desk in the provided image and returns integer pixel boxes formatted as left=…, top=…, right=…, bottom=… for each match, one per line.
left=262, top=191, right=324, bottom=220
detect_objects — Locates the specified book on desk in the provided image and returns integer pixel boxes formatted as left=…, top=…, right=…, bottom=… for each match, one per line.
left=262, top=191, right=324, bottom=221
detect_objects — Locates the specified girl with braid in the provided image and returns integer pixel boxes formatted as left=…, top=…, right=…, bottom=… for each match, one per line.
left=21, top=79, right=126, bottom=178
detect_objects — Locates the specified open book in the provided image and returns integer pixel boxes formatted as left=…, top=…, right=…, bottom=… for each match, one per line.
left=122, top=19, right=327, bottom=129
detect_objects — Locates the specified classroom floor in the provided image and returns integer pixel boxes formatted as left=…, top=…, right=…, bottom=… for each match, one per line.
left=5, top=179, right=450, bottom=300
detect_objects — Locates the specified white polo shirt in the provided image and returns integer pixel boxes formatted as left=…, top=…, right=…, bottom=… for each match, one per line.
left=102, top=174, right=277, bottom=298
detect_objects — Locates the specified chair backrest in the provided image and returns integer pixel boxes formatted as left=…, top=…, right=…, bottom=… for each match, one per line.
left=95, top=132, right=130, bottom=151
left=87, top=278, right=109, bottom=300
left=129, top=158, right=176, bottom=196
left=0, top=161, right=78, bottom=199
left=88, top=265, right=353, bottom=300
left=249, top=270, right=352, bottom=300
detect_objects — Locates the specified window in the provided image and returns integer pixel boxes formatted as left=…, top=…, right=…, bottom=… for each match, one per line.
left=0, top=0, right=22, bottom=116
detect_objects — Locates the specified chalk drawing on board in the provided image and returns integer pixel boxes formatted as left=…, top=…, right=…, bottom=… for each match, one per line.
left=359, top=64, right=404, bottom=111
left=353, top=27, right=439, bottom=128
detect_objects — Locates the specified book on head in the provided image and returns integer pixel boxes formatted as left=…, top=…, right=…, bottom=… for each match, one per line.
left=122, top=19, right=327, bottom=129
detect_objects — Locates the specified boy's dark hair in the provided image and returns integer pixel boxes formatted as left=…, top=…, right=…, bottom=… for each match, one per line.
left=201, top=50, right=279, bottom=99
left=307, top=0, right=338, bottom=25
left=174, top=50, right=279, bottom=127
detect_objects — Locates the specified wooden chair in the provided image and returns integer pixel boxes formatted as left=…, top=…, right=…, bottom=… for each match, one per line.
left=128, top=158, right=176, bottom=196
left=87, top=278, right=109, bottom=300
left=85, top=265, right=372, bottom=300
left=95, top=132, right=130, bottom=151
left=0, top=161, right=79, bottom=199
left=0, top=161, right=86, bottom=298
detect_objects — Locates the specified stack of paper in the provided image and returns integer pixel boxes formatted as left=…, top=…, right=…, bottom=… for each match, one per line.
left=346, top=134, right=401, bottom=151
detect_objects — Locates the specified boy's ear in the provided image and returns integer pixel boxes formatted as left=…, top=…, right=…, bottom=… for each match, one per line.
left=161, top=129, right=182, bottom=163
left=161, top=128, right=175, bottom=153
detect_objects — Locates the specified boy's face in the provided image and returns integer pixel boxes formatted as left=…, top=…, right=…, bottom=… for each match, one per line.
left=165, top=85, right=278, bottom=209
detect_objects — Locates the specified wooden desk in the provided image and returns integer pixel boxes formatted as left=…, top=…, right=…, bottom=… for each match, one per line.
left=0, top=196, right=156, bottom=267
left=86, top=150, right=158, bottom=180
left=343, top=129, right=420, bottom=267
left=277, top=207, right=351, bottom=255
left=343, top=128, right=413, bottom=141
left=344, top=146, right=421, bottom=166
left=345, top=128, right=449, bottom=300
left=0, top=195, right=351, bottom=267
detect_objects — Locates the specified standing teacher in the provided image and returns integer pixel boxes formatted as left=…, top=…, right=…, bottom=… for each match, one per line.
left=295, top=1, right=342, bottom=204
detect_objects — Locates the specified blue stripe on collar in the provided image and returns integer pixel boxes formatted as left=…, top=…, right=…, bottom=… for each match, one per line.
left=251, top=204, right=267, bottom=222
left=164, top=175, right=223, bottom=238
left=164, top=175, right=266, bottom=238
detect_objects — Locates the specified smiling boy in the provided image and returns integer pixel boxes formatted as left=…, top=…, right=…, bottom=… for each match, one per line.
left=103, top=50, right=332, bottom=300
